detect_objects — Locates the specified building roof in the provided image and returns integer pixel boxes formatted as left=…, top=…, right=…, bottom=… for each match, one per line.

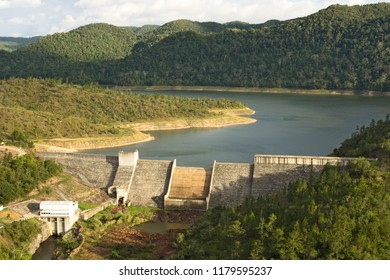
left=40, top=201, right=77, bottom=211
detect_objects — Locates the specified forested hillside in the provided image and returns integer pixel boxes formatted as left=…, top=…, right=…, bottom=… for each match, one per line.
left=0, top=3, right=388, bottom=91
left=17, top=23, right=138, bottom=62
left=0, top=78, right=244, bottom=139
left=0, top=37, right=40, bottom=52
left=0, top=153, right=62, bottom=204
left=115, top=3, right=389, bottom=90
left=332, top=116, right=390, bottom=163
left=174, top=117, right=390, bottom=260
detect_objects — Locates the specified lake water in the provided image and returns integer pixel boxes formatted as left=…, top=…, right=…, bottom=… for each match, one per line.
left=83, top=91, right=389, bottom=167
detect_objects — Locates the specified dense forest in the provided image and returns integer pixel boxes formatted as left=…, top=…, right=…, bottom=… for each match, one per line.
left=0, top=78, right=244, bottom=139
left=0, top=36, right=39, bottom=52
left=0, top=153, right=62, bottom=205
left=332, top=116, right=390, bottom=164
left=0, top=3, right=388, bottom=91
left=0, top=219, right=41, bottom=260
left=174, top=117, right=390, bottom=259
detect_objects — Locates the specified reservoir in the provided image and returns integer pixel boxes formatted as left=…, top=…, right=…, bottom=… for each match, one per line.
left=84, top=91, right=389, bottom=167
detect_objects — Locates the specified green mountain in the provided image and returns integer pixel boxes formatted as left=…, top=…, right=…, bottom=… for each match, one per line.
left=17, top=23, right=138, bottom=62
left=129, top=25, right=160, bottom=34
left=0, top=36, right=40, bottom=52
left=135, top=19, right=278, bottom=48
left=0, top=3, right=389, bottom=91
left=115, top=3, right=389, bottom=90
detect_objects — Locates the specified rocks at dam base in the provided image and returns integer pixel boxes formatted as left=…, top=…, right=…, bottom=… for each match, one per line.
left=37, top=152, right=359, bottom=211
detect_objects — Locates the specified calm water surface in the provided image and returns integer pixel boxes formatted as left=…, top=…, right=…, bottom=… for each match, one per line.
left=84, top=91, right=389, bottom=167
left=32, top=236, right=58, bottom=260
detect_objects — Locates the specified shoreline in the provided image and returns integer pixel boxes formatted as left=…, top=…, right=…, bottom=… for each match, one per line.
left=127, top=115, right=256, bottom=132
left=114, top=85, right=390, bottom=96
left=35, top=134, right=155, bottom=153
left=34, top=109, right=256, bottom=152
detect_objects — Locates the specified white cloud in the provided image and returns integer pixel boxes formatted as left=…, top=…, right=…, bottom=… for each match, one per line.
left=8, top=16, right=33, bottom=25
left=72, top=0, right=380, bottom=26
left=49, top=14, right=88, bottom=34
left=0, top=0, right=41, bottom=9
left=72, top=0, right=307, bottom=26
left=0, top=0, right=387, bottom=36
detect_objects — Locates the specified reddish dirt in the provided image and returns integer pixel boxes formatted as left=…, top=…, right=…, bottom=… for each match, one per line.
left=103, top=226, right=156, bottom=246
left=100, top=223, right=189, bottom=259
left=0, top=210, right=22, bottom=220
left=80, top=211, right=203, bottom=260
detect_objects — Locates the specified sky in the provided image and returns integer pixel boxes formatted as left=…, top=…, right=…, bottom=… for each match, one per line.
left=0, top=0, right=387, bottom=37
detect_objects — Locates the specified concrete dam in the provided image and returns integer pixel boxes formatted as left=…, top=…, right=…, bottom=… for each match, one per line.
left=37, top=151, right=355, bottom=211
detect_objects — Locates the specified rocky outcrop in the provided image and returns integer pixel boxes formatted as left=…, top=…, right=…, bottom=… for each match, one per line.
left=28, top=221, right=52, bottom=256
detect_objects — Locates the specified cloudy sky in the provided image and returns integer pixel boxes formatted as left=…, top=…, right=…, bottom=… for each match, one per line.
left=0, top=0, right=387, bottom=37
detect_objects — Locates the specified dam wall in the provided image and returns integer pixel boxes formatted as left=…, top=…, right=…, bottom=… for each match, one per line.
left=112, top=151, right=139, bottom=204
left=128, top=159, right=173, bottom=208
left=208, top=162, right=253, bottom=208
left=251, top=154, right=354, bottom=197
left=38, top=152, right=360, bottom=210
left=37, top=152, right=118, bottom=188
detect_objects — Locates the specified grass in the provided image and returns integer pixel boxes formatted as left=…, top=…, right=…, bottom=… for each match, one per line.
left=78, top=203, right=100, bottom=211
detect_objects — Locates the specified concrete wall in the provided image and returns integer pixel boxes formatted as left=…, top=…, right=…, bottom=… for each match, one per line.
left=80, top=200, right=115, bottom=221
left=251, top=163, right=322, bottom=197
left=209, top=162, right=253, bottom=208
left=254, top=154, right=354, bottom=166
left=119, top=150, right=139, bottom=167
left=37, top=152, right=118, bottom=188
left=251, top=155, right=351, bottom=197
left=128, top=160, right=173, bottom=208
left=37, top=152, right=358, bottom=210
left=112, top=166, right=135, bottom=203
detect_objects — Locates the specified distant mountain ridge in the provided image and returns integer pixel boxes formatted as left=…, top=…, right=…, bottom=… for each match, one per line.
left=0, top=36, right=40, bottom=52
left=0, top=3, right=389, bottom=91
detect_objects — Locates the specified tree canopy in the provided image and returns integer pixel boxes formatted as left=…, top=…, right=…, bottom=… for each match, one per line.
left=332, top=116, right=390, bottom=164
left=174, top=117, right=390, bottom=259
left=0, top=78, right=244, bottom=139
left=0, top=153, right=62, bottom=205
left=0, top=3, right=388, bottom=91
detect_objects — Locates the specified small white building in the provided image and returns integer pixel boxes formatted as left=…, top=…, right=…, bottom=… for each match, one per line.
left=39, top=201, right=80, bottom=235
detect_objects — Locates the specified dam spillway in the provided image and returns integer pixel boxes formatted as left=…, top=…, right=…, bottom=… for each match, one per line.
left=165, top=167, right=212, bottom=211
left=37, top=151, right=360, bottom=210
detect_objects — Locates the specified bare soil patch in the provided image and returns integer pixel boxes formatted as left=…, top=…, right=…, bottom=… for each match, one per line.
left=0, top=210, right=22, bottom=220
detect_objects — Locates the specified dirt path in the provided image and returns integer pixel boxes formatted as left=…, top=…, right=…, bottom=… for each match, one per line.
left=0, top=146, right=26, bottom=156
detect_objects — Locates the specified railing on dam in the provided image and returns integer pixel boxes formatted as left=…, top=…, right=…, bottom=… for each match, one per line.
left=254, top=154, right=356, bottom=166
